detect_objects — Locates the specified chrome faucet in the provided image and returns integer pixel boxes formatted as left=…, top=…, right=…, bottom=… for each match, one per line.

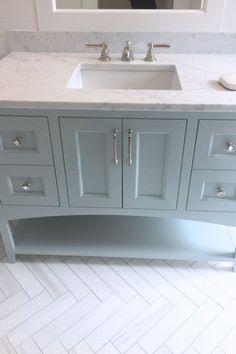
left=121, top=41, right=134, bottom=62
left=144, top=42, right=170, bottom=62
left=85, top=41, right=111, bottom=61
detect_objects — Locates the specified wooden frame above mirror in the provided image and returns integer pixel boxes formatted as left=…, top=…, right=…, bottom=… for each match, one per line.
left=35, top=0, right=226, bottom=32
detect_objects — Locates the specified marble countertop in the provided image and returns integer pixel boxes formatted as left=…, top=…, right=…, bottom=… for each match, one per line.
left=0, top=52, right=236, bottom=111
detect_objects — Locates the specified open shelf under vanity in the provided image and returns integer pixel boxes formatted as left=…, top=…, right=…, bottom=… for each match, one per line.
left=11, top=216, right=236, bottom=267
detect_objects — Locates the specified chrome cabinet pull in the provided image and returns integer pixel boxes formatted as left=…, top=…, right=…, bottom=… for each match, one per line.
left=21, top=181, right=31, bottom=192
left=128, top=129, right=133, bottom=166
left=13, top=136, right=23, bottom=148
left=112, top=129, right=119, bottom=166
left=226, top=142, right=236, bottom=152
left=217, top=187, right=225, bottom=198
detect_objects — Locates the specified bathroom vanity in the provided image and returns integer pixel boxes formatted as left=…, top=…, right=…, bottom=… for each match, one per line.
left=0, top=52, right=236, bottom=269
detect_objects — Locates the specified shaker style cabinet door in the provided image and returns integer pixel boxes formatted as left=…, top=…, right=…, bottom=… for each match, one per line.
left=60, top=118, right=122, bottom=208
left=123, top=119, right=186, bottom=210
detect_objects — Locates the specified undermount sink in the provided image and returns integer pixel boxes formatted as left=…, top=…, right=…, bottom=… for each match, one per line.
left=67, top=63, right=182, bottom=91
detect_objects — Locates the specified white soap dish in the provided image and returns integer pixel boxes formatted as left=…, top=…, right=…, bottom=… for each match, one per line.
left=219, top=73, right=236, bottom=91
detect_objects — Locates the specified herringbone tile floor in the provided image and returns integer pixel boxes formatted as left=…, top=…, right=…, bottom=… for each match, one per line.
left=1, top=234, right=236, bottom=354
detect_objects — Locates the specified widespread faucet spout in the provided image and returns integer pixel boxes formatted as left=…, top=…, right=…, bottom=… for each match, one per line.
left=121, top=41, right=135, bottom=62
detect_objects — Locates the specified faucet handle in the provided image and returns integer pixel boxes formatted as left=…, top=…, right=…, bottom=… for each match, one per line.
left=85, top=41, right=111, bottom=62
left=144, top=42, right=170, bottom=62
left=121, top=41, right=135, bottom=62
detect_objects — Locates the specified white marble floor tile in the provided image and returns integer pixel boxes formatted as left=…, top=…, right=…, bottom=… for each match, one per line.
left=64, top=256, right=113, bottom=301
left=169, top=260, right=231, bottom=307
left=4, top=257, right=44, bottom=298
left=87, top=257, right=138, bottom=302
left=138, top=298, right=197, bottom=353
left=0, top=261, right=21, bottom=297
left=0, top=336, right=16, bottom=354
left=33, top=293, right=100, bottom=350
left=0, top=241, right=236, bottom=354
left=22, top=255, right=67, bottom=299
left=0, top=292, right=52, bottom=337
left=43, top=255, right=90, bottom=301
left=112, top=296, right=172, bottom=353
left=7, top=292, right=76, bottom=347
left=97, top=342, right=120, bottom=354
left=128, top=258, right=183, bottom=305
left=126, top=343, right=147, bottom=354
left=151, top=260, right=207, bottom=306
left=0, top=291, right=29, bottom=320
left=219, top=325, right=236, bottom=354
left=60, top=294, right=124, bottom=350
left=107, top=258, right=159, bottom=303
left=70, top=341, right=94, bottom=354
left=165, top=299, right=222, bottom=354
left=192, top=301, right=236, bottom=353
left=15, top=338, right=41, bottom=354
left=86, top=296, right=148, bottom=352
left=43, top=340, right=68, bottom=354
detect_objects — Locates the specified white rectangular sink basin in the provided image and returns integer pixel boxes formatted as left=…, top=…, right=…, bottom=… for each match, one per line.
left=67, top=64, right=182, bottom=91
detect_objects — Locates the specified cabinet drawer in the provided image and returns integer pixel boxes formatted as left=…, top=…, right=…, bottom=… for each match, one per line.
left=0, top=165, right=59, bottom=206
left=187, top=170, right=236, bottom=212
left=0, top=116, right=53, bottom=165
left=194, top=120, right=236, bottom=170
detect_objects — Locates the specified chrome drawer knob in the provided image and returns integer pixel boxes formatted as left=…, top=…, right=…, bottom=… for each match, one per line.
left=13, top=136, right=23, bottom=148
left=217, top=187, right=225, bottom=198
left=21, top=182, right=31, bottom=192
left=226, top=142, right=235, bottom=152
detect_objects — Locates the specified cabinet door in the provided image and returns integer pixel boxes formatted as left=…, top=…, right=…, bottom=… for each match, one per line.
left=123, top=119, right=186, bottom=210
left=60, top=118, right=122, bottom=208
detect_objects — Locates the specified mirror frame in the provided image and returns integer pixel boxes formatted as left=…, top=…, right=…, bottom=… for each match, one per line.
left=35, top=0, right=226, bottom=32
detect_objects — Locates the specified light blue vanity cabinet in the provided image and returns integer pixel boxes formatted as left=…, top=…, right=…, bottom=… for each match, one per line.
left=0, top=110, right=236, bottom=270
left=60, top=117, right=186, bottom=210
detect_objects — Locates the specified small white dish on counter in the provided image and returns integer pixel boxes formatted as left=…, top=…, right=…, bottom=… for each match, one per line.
left=219, top=73, right=236, bottom=91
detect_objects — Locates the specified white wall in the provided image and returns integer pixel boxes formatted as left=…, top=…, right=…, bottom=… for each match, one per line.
left=0, top=0, right=235, bottom=59
left=0, top=0, right=37, bottom=58
left=223, top=0, right=236, bottom=32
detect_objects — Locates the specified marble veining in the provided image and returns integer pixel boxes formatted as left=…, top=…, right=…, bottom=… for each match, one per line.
left=8, top=31, right=236, bottom=54
left=0, top=51, right=236, bottom=111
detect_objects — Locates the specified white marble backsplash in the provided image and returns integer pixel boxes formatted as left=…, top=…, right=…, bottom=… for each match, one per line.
left=8, top=31, right=236, bottom=54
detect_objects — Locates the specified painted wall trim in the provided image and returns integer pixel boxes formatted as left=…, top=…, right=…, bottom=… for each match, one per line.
left=35, top=0, right=226, bottom=32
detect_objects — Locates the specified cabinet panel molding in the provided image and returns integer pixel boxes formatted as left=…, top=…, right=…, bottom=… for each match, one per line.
left=60, top=118, right=122, bottom=208
left=0, top=116, right=53, bottom=165
left=194, top=120, right=236, bottom=170
left=123, top=119, right=186, bottom=210
left=0, top=165, right=59, bottom=206
left=188, top=170, right=236, bottom=212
